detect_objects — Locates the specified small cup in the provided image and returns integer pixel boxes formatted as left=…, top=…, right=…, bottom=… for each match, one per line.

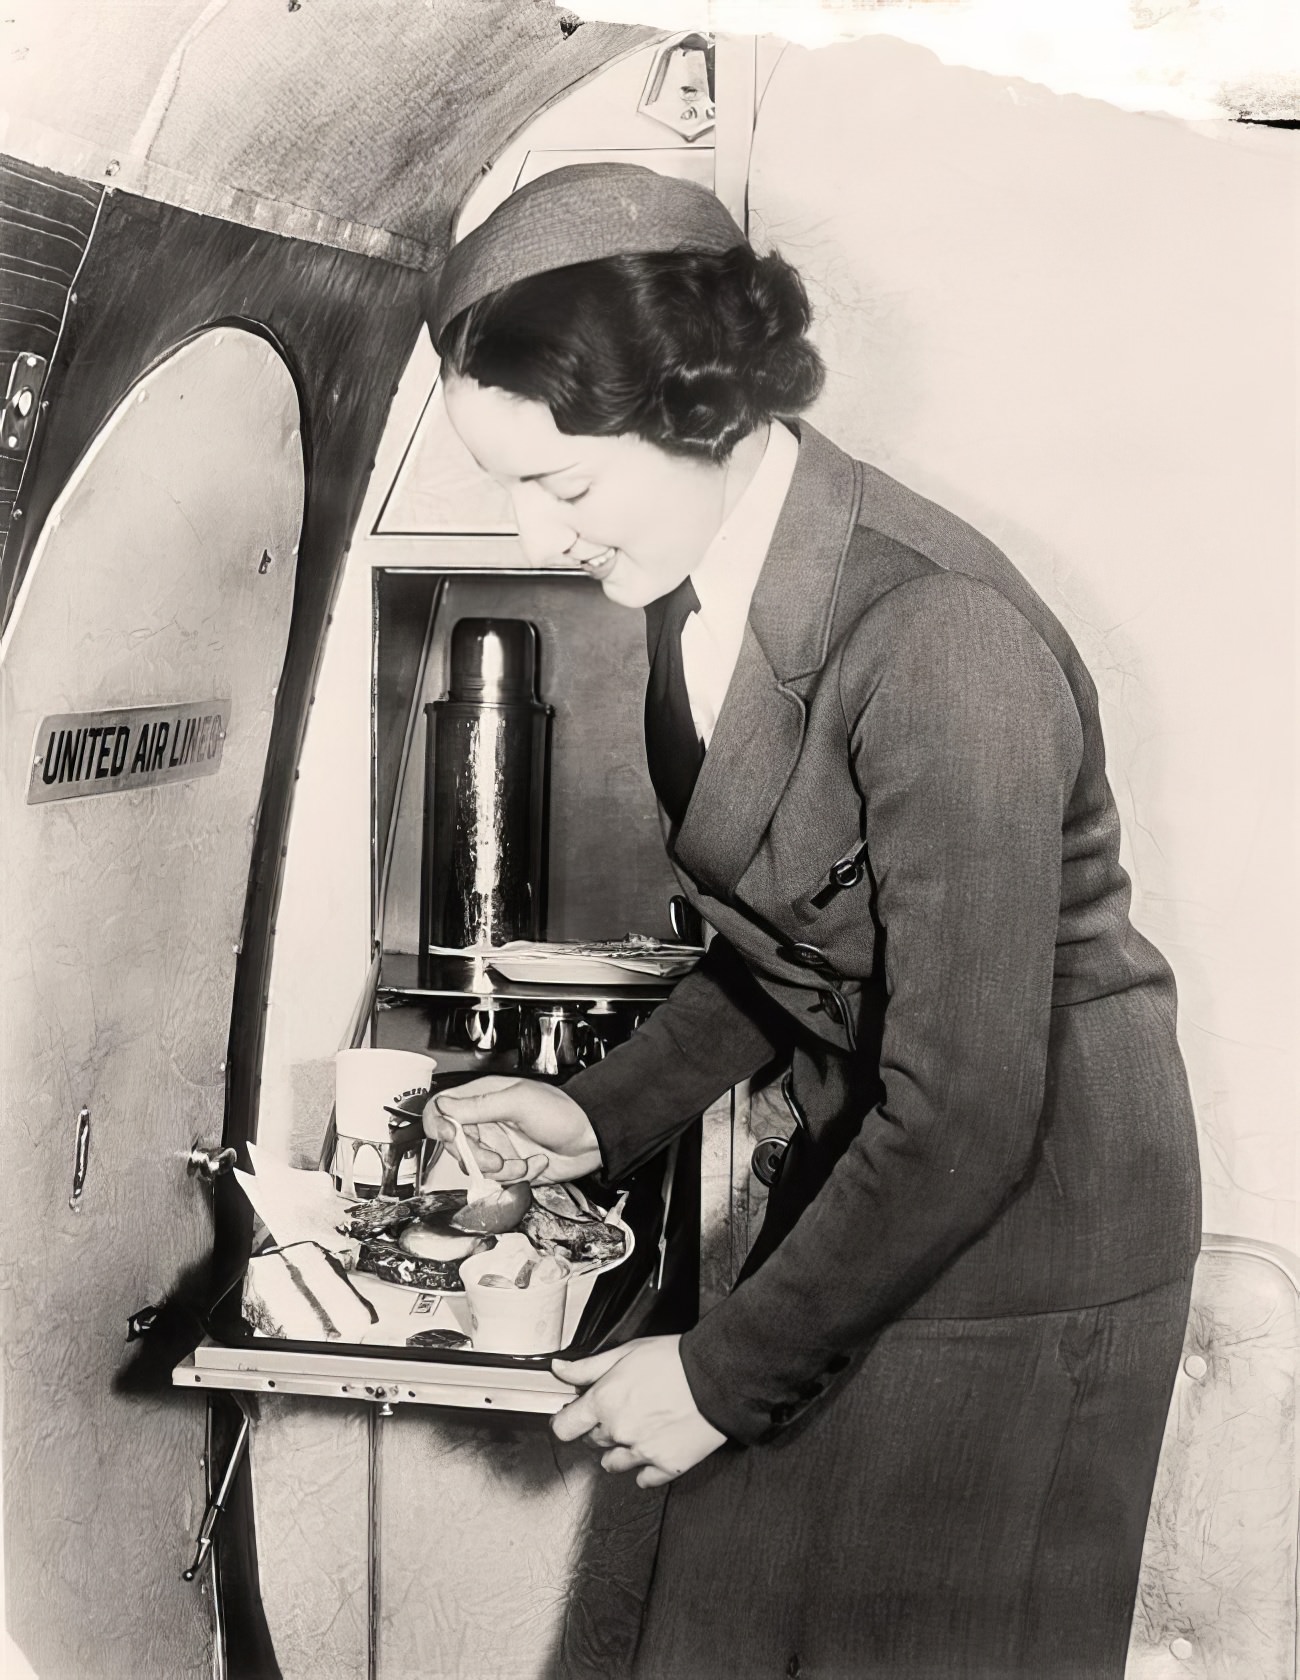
left=459, top=1234, right=570, bottom=1356
left=332, top=1048, right=437, bottom=1198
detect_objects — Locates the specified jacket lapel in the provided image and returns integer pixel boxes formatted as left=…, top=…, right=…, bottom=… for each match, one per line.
left=671, top=423, right=862, bottom=900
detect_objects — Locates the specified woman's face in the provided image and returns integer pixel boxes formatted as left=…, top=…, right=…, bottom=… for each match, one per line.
left=443, top=376, right=730, bottom=609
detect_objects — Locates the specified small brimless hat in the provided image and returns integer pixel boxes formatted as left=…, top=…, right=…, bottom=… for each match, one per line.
left=428, top=162, right=746, bottom=342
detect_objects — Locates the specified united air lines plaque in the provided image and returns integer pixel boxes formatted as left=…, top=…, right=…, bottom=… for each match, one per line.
left=28, top=701, right=231, bottom=803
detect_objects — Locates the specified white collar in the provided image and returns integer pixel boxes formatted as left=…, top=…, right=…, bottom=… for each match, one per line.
left=689, top=421, right=799, bottom=625
left=680, top=422, right=800, bottom=747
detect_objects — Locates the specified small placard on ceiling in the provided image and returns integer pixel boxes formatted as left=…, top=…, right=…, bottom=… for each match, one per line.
left=28, top=701, right=231, bottom=804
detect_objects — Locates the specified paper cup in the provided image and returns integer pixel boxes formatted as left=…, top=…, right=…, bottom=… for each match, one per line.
left=333, top=1048, right=437, bottom=1199
left=459, top=1234, right=570, bottom=1355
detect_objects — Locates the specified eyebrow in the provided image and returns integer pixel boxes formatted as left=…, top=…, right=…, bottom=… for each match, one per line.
left=519, top=463, right=581, bottom=484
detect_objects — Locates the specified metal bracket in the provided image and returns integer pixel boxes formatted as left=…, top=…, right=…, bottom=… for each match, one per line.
left=127, top=1304, right=162, bottom=1342
left=638, top=34, right=716, bottom=142
left=187, top=1141, right=237, bottom=1184
left=2, top=352, right=48, bottom=456
left=182, top=1407, right=250, bottom=1582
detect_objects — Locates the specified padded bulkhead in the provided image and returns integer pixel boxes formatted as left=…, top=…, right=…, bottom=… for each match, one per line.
left=1129, top=1242, right=1299, bottom=1680
left=0, top=160, right=99, bottom=565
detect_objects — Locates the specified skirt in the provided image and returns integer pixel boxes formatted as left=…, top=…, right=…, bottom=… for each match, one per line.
left=624, top=1270, right=1194, bottom=1680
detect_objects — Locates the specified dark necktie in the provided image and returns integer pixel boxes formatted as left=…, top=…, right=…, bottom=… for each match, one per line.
left=644, top=576, right=704, bottom=828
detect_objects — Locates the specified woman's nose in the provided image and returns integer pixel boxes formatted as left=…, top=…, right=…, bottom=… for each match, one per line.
left=511, top=485, right=577, bottom=567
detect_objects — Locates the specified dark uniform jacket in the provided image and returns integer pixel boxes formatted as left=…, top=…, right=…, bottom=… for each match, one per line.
left=565, top=422, right=1201, bottom=1447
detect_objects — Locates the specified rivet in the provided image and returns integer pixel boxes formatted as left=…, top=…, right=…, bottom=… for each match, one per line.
left=105, top=160, right=119, bottom=178
left=137, top=390, right=147, bottom=404
left=1170, top=1638, right=1194, bottom=1660
left=69, top=292, right=77, bottom=304
left=7, top=436, right=17, bottom=448
left=25, top=356, right=36, bottom=368
left=32, top=755, right=42, bottom=767
left=12, top=508, right=21, bottom=518
left=1183, top=1354, right=1208, bottom=1381
left=217, top=1062, right=226, bottom=1073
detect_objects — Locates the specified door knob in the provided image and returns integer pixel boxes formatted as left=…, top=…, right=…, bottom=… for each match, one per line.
left=187, top=1141, right=237, bottom=1183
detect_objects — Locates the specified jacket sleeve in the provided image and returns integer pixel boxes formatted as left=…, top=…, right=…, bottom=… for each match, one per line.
left=563, top=935, right=793, bottom=1182
left=677, top=573, right=1085, bottom=1445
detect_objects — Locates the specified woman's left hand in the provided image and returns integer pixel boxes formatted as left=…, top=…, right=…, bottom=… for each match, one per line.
left=551, top=1336, right=727, bottom=1488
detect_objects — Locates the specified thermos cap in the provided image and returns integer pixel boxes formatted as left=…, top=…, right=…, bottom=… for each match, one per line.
left=448, top=618, right=538, bottom=702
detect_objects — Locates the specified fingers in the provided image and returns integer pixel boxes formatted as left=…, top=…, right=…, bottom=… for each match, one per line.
left=550, top=1393, right=601, bottom=1443
left=636, top=1465, right=680, bottom=1489
left=434, top=1081, right=525, bottom=1122
left=551, top=1343, right=637, bottom=1389
left=600, top=1446, right=643, bottom=1475
left=422, top=1104, right=540, bottom=1182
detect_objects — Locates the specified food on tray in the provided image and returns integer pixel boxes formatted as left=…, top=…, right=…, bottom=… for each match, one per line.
left=405, top=1328, right=472, bottom=1351
left=477, top=1254, right=567, bottom=1290
left=336, top=1182, right=530, bottom=1242
left=346, top=1183, right=628, bottom=1294
left=243, top=1241, right=379, bottom=1341
left=521, top=1195, right=626, bottom=1267
left=448, top=1180, right=531, bottom=1234
left=398, top=1224, right=482, bottom=1261
left=336, top=1188, right=466, bottom=1241
left=355, top=1238, right=467, bottom=1293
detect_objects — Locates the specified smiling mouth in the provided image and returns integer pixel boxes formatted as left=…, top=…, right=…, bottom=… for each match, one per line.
left=574, top=548, right=617, bottom=578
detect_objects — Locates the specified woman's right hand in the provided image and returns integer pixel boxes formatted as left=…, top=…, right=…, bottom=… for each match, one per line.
left=422, top=1077, right=603, bottom=1186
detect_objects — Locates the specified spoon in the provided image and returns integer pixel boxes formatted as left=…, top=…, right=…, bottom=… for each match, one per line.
left=441, top=1108, right=493, bottom=1206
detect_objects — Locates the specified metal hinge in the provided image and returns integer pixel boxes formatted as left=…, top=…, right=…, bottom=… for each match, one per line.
left=2, top=352, right=49, bottom=456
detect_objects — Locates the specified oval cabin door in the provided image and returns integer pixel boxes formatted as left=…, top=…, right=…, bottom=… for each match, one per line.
left=0, top=327, right=303, bottom=1678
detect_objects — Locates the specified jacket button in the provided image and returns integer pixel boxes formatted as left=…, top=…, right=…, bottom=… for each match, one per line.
left=831, top=857, right=865, bottom=888
left=750, top=1137, right=788, bottom=1187
left=779, top=940, right=831, bottom=971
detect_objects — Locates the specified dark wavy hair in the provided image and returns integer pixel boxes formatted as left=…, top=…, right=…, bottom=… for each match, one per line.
left=433, top=245, right=825, bottom=463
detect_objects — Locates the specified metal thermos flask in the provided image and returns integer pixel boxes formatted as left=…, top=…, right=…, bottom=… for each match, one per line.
left=419, top=618, right=552, bottom=979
